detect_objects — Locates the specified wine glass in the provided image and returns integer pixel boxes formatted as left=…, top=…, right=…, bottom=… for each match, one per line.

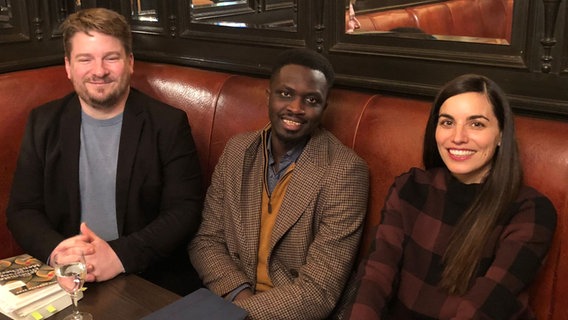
left=53, top=250, right=93, bottom=320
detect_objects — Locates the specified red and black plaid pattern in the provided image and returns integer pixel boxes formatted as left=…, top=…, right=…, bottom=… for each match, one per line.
left=347, top=167, right=556, bottom=320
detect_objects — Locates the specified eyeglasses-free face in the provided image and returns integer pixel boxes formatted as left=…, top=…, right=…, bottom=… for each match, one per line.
left=435, top=91, right=502, bottom=184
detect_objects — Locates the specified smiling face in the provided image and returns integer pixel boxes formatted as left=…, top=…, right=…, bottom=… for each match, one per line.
left=65, top=31, right=133, bottom=118
left=435, top=92, right=502, bottom=184
left=267, top=64, right=328, bottom=154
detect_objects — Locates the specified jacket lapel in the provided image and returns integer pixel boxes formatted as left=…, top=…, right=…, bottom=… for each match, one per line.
left=115, top=89, right=144, bottom=234
left=60, top=95, right=83, bottom=230
left=239, top=136, right=264, bottom=264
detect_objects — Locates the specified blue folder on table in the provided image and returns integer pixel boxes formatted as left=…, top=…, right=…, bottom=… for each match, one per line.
left=141, top=288, right=248, bottom=320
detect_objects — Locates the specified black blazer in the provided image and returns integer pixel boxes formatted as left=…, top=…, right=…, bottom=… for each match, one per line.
left=7, top=88, right=203, bottom=275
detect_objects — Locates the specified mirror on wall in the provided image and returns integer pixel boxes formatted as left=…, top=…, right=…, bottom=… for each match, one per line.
left=0, top=0, right=29, bottom=44
left=190, top=0, right=297, bottom=31
left=0, top=0, right=13, bottom=29
left=131, top=0, right=158, bottom=22
left=346, top=0, right=514, bottom=45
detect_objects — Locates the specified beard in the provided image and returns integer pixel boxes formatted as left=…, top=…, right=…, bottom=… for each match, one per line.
left=81, top=87, right=124, bottom=110
left=75, top=75, right=130, bottom=111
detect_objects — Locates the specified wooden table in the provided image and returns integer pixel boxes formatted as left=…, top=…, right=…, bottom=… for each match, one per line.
left=1, top=274, right=181, bottom=320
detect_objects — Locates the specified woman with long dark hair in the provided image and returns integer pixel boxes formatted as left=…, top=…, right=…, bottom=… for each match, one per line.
left=345, top=74, right=556, bottom=319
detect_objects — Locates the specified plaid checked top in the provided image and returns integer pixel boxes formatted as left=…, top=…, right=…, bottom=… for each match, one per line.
left=347, top=167, right=556, bottom=319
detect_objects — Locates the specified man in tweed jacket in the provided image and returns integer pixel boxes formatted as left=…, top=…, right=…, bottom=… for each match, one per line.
left=189, top=48, right=369, bottom=319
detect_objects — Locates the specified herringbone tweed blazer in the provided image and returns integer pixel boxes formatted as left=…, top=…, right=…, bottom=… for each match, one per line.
left=189, top=126, right=369, bottom=320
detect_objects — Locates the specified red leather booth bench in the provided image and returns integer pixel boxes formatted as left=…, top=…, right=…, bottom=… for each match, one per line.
left=1, top=61, right=567, bottom=319
left=354, top=0, right=513, bottom=42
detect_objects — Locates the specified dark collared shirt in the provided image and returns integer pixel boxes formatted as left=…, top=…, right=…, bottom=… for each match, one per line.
left=265, top=130, right=307, bottom=194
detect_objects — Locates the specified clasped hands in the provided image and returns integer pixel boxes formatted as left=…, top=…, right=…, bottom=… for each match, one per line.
left=50, top=222, right=125, bottom=282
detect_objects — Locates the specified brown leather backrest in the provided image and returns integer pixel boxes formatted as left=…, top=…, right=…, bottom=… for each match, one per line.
left=130, top=62, right=233, bottom=188
left=208, top=75, right=269, bottom=181
left=347, top=96, right=430, bottom=254
left=515, top=116, right=568, bottom=320
left=369, top=10, right=417, bottom=32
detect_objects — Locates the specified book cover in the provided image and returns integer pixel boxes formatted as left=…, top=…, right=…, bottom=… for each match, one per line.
left=141, top=288, right=248, bottom=320
left=0, top=254, right=57, bottom=295
left=0, top=253, right=78, bottom=320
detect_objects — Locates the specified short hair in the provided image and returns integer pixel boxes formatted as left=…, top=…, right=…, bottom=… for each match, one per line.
left=270, top=48, right=335, bottom=89
left=60, top=8, right=132, bottom=59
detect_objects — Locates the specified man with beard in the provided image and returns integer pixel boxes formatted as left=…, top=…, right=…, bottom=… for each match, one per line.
left=6, top=8, right=203, bottom=296
left=189, top=48, right=369, bottom=319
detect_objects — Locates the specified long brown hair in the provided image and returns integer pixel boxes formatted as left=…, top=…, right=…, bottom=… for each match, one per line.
left=422, top=74, right=523, bottom=295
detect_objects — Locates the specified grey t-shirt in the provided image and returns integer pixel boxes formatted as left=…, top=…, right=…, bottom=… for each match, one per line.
left=79, top=110, right=123, bottom=241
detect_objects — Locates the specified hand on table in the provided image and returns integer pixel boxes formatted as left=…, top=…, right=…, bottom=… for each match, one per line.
left=80, top=222, right=125, bottom=282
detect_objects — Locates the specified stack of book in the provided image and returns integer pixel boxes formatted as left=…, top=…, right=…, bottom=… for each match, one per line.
left=0, top=254, right=75, bottom=320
